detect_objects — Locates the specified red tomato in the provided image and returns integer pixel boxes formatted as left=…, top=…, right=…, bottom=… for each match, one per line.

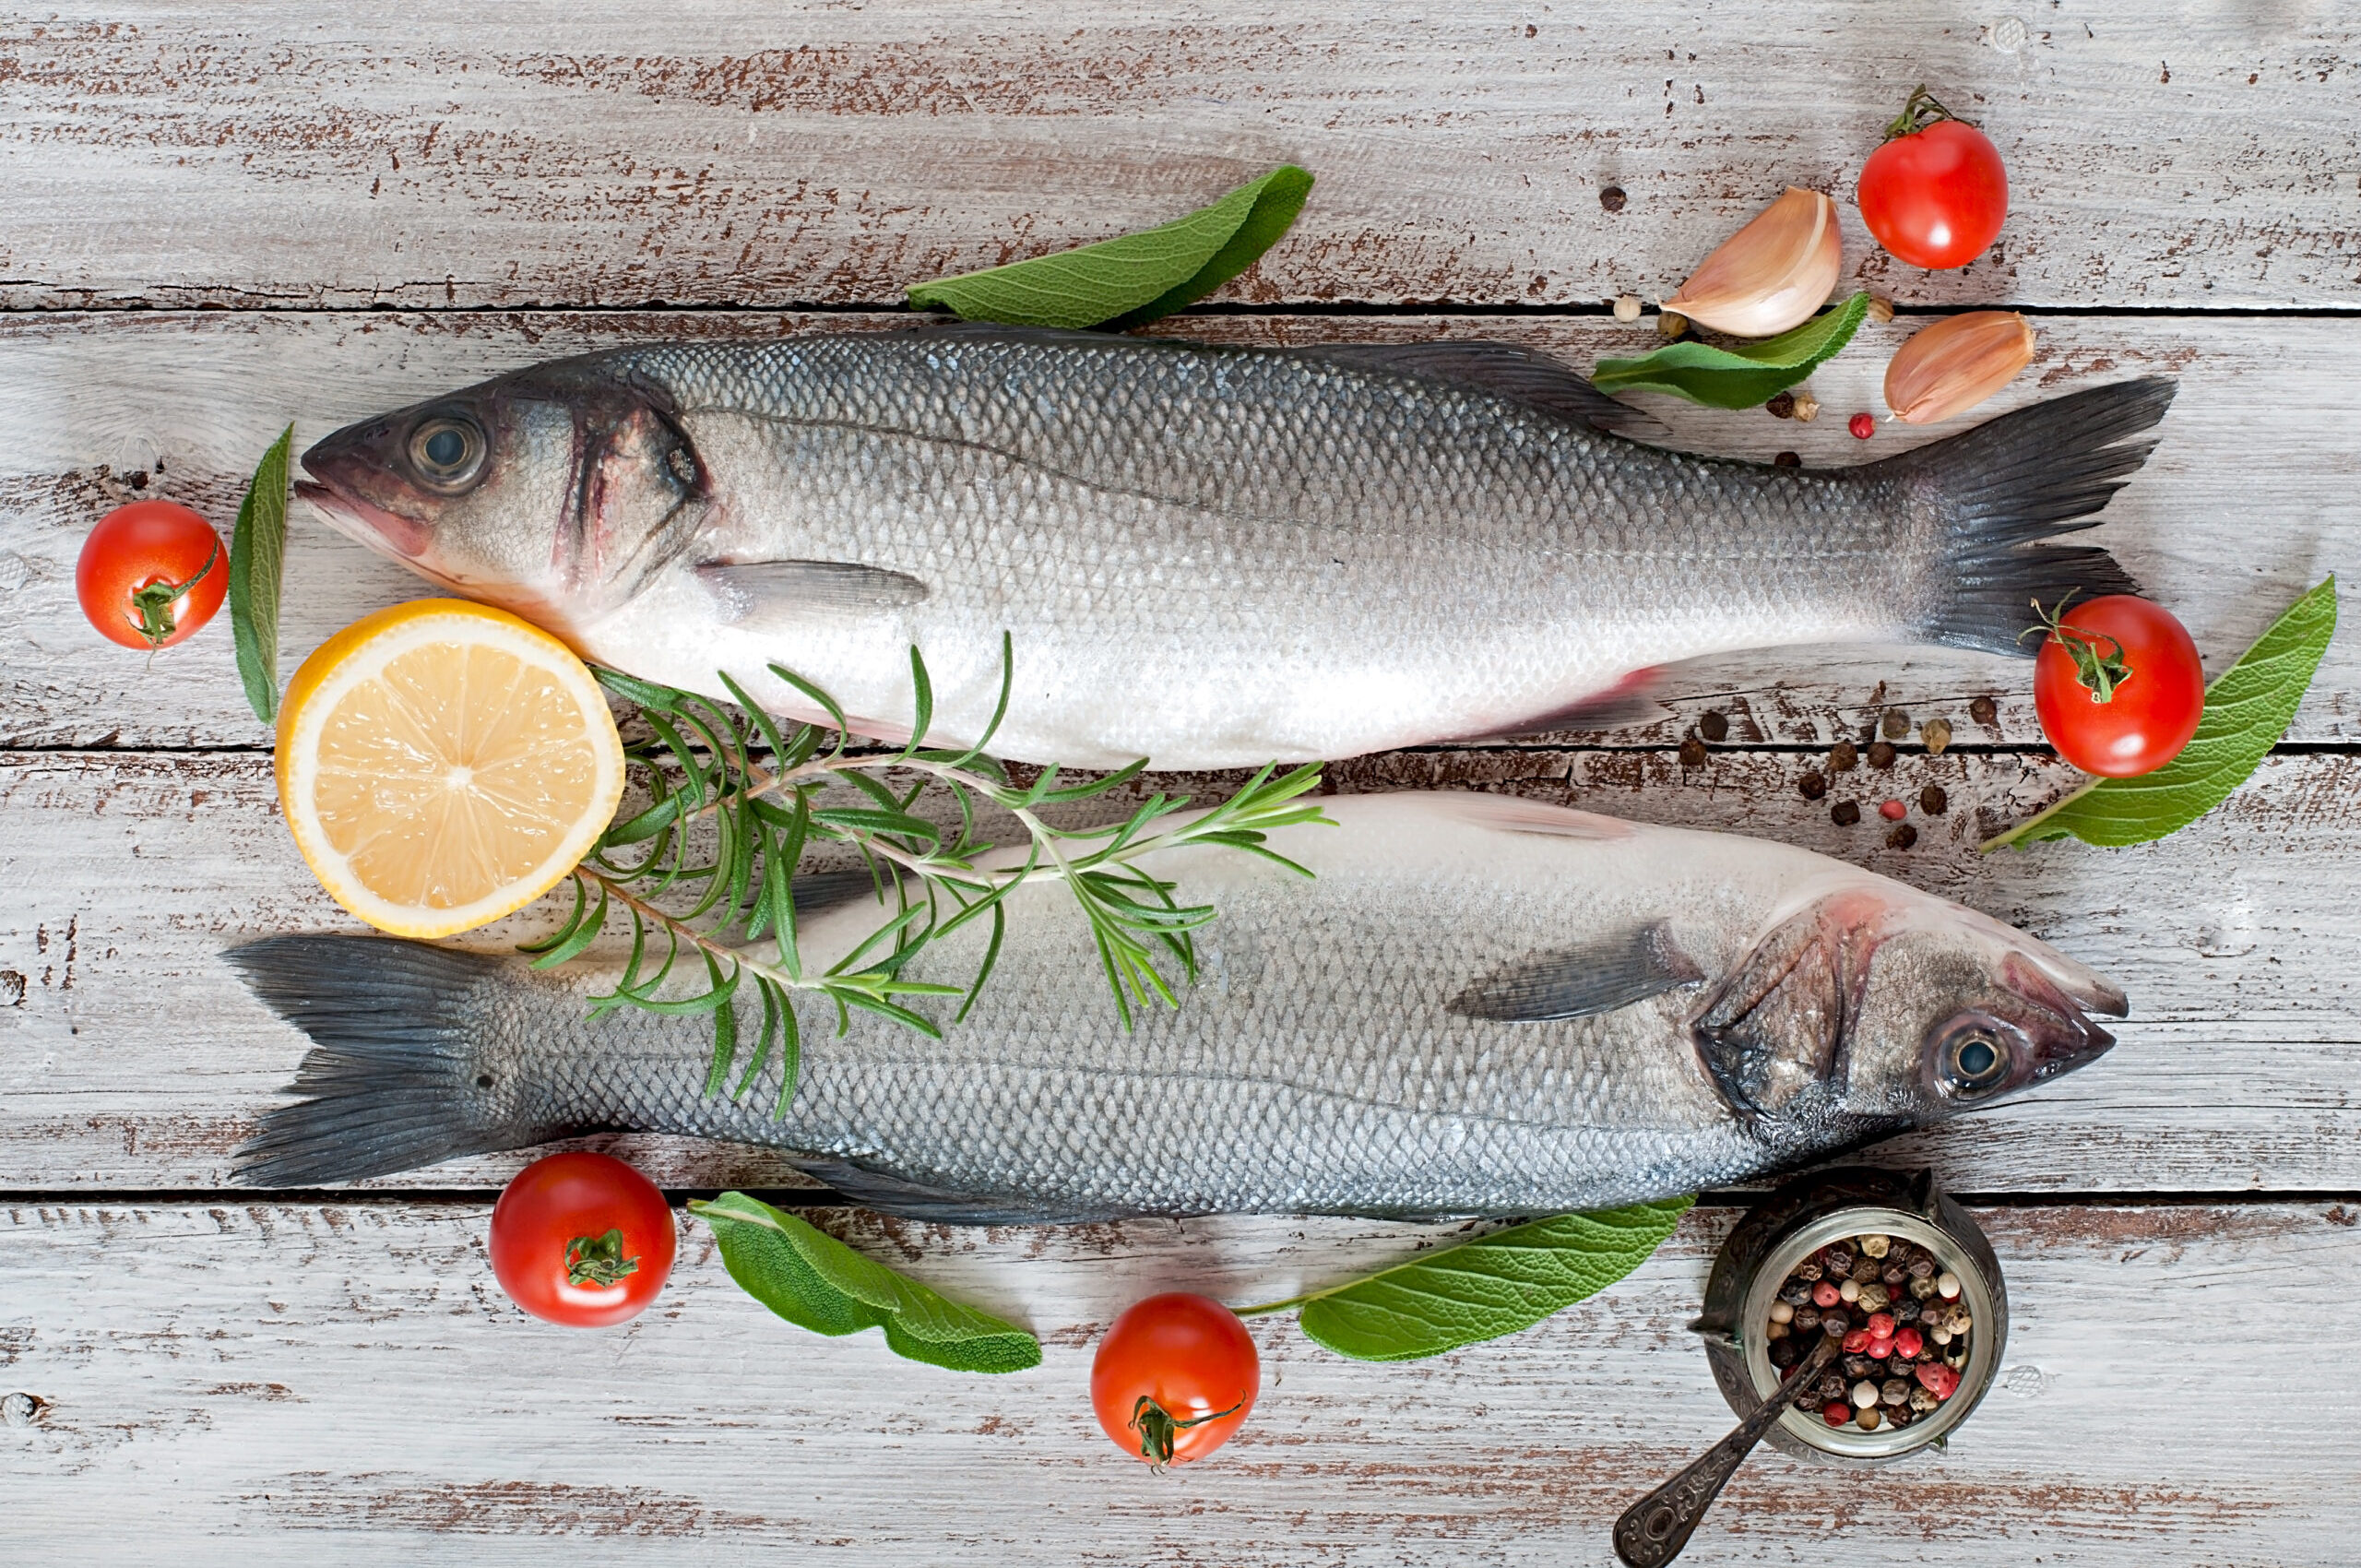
left=77, top=500, right=229, bottom=650
left=489, top=1152, right=677, bottom=1327
left=1857, top=89, right=2008, bottom=270
left=1090, top=1292, right=1259, bottom=1470
left=2032, top=595, right=2205, bottom=778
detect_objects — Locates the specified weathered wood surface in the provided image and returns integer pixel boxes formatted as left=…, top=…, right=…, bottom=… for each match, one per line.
left=5, top=742, right=2355, bottom=1194
left=6, top=1199, right=2356, bottom=1565
left=1, top=308, right=2350, bottom=751
left=5, top=3, right=2357, bottom=312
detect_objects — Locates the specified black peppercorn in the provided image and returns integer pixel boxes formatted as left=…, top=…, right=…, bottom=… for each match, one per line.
left=1832, top=800, right=1861, bottom=826
left=1892, top=1296, right=1921, bottom=1325
left=1679, top=736, right=1707, bottom=768
left=1792, top=1304, right=1821, bottom=1332
left=1828, top=740, right=1857, bottom=772
left=1781, top=1281, right=1814, bottom=1305
left=1881, top=708, right=1910, bottom=740
left=1821, top=1247, right=1853, bottom=1276
left=1773, top=450, right=1802, bottom=468
left=1920, top=783, right=1949, bottom=815
left=1844, top=1354, right=1875, bottom=1381
left=1908, top=1256, right=1935, bottom=1279
left=1794, top=1260, right=1823, bottom=1283
left=1797, top=770, right=1828, bottom=800
left=1770, top=1336, right=1802, bottom=1367
left=1766, top=390, right=1797, bottom=419
left=1886, top=823, right=1918, bottom=849
left=1883, top=1263, right=1907, bottom=1287
left=1969, top=694, right=1999, bottom=726
left=1867, top=740, right=1897, bottom=769
left=1821, top=1311, right=1849, bottom=1336
left=1599, top=184, right=1627, bottom=211
left=1700, top=709, right=1729, bottom=742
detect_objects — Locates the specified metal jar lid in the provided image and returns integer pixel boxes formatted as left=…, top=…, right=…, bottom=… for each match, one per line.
left=1689, top=1167, right=2009, bottom=1463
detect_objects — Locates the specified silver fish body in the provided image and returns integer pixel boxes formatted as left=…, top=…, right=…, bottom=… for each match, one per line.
left=297, top=331, right=2170, bottom=768
left=234, top=794, right=2124, bottom=1218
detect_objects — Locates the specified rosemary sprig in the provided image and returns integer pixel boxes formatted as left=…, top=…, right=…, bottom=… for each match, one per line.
left=517, top=636, right=1330, bottom=1112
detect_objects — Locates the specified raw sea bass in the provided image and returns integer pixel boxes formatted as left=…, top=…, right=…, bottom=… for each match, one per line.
left=233, top=794, right=2124, bottom=1218
left=295, top=327, right=2175, bottom=768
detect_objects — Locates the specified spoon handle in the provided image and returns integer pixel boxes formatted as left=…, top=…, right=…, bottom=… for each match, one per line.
left=1612, top=1333, right=1838, bottom=1568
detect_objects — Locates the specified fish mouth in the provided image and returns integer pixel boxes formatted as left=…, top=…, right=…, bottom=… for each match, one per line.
left=2003, top=953, right=2122, bottom=1085
left=294, top=478, right=442, bottom=570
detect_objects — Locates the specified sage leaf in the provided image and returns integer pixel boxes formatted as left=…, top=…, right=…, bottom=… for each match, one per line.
left=690, top=1192, right=1041, bottom=1373
left=229, top=422, right=293, bottom=725
left=908, top=165, right=1313, bottom=331
left=1591, top=292, right=1870, bottom=409
left=1261, top=1198, right=1693, bottom=1363
left=1985, top=576, right=2337, bottom=850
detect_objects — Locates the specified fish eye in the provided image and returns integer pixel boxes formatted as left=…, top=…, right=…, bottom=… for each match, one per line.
left=1937, top=1022, right=2012, bottom=1099
left=406, top=414, right=487, bottom=492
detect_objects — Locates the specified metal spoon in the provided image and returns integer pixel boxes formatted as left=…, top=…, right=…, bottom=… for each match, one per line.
left=1612, top=1332, right=1839, bottom=1568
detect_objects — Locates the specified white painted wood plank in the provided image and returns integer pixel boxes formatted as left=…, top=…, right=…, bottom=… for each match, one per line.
left=4, top=3, right=2356, bottom=311
left=4, top=746, right=2355, bottom=1193
left=0, top=308, right=2348, bottom=749
left=3, top=1199, right=2355, bottom=1562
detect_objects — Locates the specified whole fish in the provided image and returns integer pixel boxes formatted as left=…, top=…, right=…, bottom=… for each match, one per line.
left=233, top=793, right=2123, bottom=1218
left=296, top=329, right=2173, bottom=768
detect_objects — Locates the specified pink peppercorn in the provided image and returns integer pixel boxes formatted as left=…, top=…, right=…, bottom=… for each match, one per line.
left=1893, top=1327, right=1924, bottom=1360
left=1879, top=799, right=1906, bottom=821
left=1812, top=1281, right=1841, bottom=1309
left=1867, top=1336, right=1893, bottom=1359
left=1866, top=1312, right=1895, bottom=1338
left=1824, top=1400, right=1853, bottom=1427
left=1843, top=1328, right=1871, bottom=1353
left=1849, top=411, right=1876, bottom=439
left=1916, top=1362, right=1961, bottom=1399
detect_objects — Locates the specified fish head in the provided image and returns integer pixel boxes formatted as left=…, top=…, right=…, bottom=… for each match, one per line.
left=1694, top=883, right=2124, bottom=1134
left=296, top=359, right=707, bottom=632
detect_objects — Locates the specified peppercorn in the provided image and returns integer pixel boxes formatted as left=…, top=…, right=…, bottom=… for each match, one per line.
left=1909, top=1386, right=1940, bottom=1413
left=1700, top=709, right=1729, bottom=742
left=1821, top=1246, right=1854, bottom=1275
left=1792, top=1304, right=1821, bottom=1333
left=1766, top=390, right=1797, bottom=419
left=1851, top=1255, right=1879, bottom=1284
left=1824, top=1401, right=1853, bottom=1427
left=1892, top=1297, right=1920, bottom=1326
left=1817, top=1372, right=1847, bottom=1402
left=1856, top=1406, right=1882, bottom=1431
left=1812, top=1280, right=1841, bottom=1309
left=1773, top=450, right=1802, bottom=468
left=1839, top=1279, right=1861, bottom=1303
left=1832, top=801, right=1861, bottom=826
left=1794, top=1260, right=1823, bottom=1283
left=1779, top=1282, right=1812, bottom=1306
left=1849, top=411, right=1876, bottom=440
left=1886, top=824, right=1918, bottom=849
left=1880, top=1377, right=1911, bottom=1407
left=1909, top=1274, right=1940, bottom=1301
left=1937, top=1271, right=1961, bottom=1300
left=1822, top=1315, right=1849, bottom=1338
left=1599, top=185, right=1627, bottom=211
left=1893, top=1326, right=1924, bottom=1360
left=1857, top=1282, right=1891, bottom=1313
left=1828, top=742, right=1857, bottom=773
left=1921, top=717, right=1952, bottom=755
left=1880, top=710, right=1909, bottom=741
left=1843, top=1352, right=1874, bottom=1380
left=1797, top=770, right=1828, bottom=800
left=1920, top=784, right=1948, bottom=816
left=1679, top=736, right=1707, bottom=768
left=1969, top=695, right=1998, bottom=726
left=1867, top=740, right=1897, bottom=769
left=1879, top=799, right=1907, bottom=821
left=1770, top=1334, right=1800, bottom=1366
left=1887, top=1404, right=1916, bottom=1428
left=1864, top=1312, right=1895, bottom=1339
left=1851, top=1379, right=1879, bottom=1408
left=1844, top=1328, right=1871, bottom=1354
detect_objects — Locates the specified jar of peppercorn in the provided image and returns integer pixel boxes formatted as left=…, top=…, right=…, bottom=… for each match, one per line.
left=1688, top=1167, right=2008, bottom=1462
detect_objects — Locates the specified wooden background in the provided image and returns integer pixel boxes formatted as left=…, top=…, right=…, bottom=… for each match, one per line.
left=5, top=4, right=2358, bottom=1562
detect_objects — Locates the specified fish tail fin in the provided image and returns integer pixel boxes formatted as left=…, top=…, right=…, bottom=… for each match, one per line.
left=230, top=935, right=559, bottom=1186
left=1889, top=376, right=2175, bottom=654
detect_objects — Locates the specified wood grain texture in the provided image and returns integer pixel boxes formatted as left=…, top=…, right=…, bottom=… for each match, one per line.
left=4, top=3, right=2356, bottom=312
left=5, top=1198, right=2356, bottom=1563
left=5, top=743, right=2355, bottom=1194
left=0, top=308, right=2348, bottom=750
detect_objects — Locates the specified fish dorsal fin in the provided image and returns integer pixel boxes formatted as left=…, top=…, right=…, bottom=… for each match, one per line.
left=1282, top=341, right=1667, bottom=440
left=1449, top=921, right=1703, bottom=1023
left=1427, top=791, right=1634, bottom=841
left=695, top=560, right=929, bottom=622
left=791, top=1155, right=1134, bottom=1226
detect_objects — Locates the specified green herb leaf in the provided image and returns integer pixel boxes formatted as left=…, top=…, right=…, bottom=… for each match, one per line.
left=690, top=1192, right=1041, bottom=1373
left=1240, top=1198, right=1692, bottom=1362
left=908, top=166, right=1313, bottom=331
left=1985, top=576, right=2337, bottom=850
left=1591, top=293, right=1870, bottom=409
left=229, top=423, right=294, bottom=724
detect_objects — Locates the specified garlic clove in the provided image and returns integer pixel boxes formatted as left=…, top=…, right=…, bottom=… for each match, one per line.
left=1883, top=311, right=2037, bottom=424
left=1660, top=188, right=1842, bottom=338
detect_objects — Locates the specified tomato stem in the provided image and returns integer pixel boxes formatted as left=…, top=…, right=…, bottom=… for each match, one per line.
left=2024, top=593, right=2134, bottom=704
left=125, top=536, right=220, bottom=650
left=1883, top=83, right=1976, bottom=141
left=1129, top=1394, right=1244, bottom=1473
left=564, top=1228, right=642, bottom=1288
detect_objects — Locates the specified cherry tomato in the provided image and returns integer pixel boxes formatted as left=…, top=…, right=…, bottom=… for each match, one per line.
left=1857, top=89, right=2008, bottom=270
left=2032, top=595, right=2204, bottom=778
left=488, top=1152, right=677, bottom=1327
left=77, top=499, right=229, bottom=651
left=1090, top=1292, right=1259, bottom=1470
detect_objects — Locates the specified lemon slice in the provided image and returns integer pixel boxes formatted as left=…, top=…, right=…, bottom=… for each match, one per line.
left=276, top=599, right=624, bottom=938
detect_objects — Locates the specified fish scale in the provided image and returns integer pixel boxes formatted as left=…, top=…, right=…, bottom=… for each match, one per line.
left=234, top=794, right=2125, bottom=1217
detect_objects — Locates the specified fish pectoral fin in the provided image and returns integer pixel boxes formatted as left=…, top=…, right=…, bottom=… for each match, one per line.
left=1447, top=921, right=1704, bottom=1023
left=694, top=559, right=930, bottom=622
left=1284, top=340, right=1671, bottom=443
left=790, top=1156, right=1134, bottom=1226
